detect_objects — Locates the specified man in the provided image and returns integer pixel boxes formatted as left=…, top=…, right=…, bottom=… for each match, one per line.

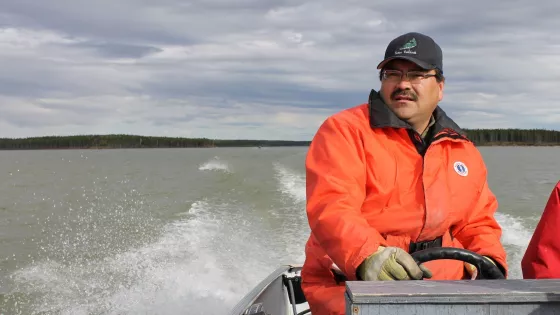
left=301, top=32, right=508, bottom=315
left=521, top=180, right=560, bottom=279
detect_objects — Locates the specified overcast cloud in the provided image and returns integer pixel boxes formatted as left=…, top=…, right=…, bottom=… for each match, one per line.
left=0, top=0, right=559, bottom=140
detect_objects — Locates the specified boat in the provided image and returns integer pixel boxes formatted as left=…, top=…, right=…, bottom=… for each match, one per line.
left=229, top=247, right=560, bottom=315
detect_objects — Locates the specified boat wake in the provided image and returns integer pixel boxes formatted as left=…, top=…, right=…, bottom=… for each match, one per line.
left=495, top=212, right=533, bottom=279
left=8, top=198, right=275, bottom=315
left=273, top=163, right=306, bottom=204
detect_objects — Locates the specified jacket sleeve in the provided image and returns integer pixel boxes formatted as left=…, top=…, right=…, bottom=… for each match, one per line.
left=305, top=116, right=387, bottom=281
left=451, top=158, right=509, bottom=277
left=521, top=181, right=560, bottom=279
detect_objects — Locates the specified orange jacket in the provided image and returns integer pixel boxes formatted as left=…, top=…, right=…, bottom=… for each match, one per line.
left=301, top=91, right=508, bottom=315
left=521, top=180, right=560, bottom=279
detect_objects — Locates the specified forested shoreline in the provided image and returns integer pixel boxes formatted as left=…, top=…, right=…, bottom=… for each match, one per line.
left=0, top=129, right=559, bottom=150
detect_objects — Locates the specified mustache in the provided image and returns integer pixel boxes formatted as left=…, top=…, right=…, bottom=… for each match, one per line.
left=391, top=89, right=418, bottom=101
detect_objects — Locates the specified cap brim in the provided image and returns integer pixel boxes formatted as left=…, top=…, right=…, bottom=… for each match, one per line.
left=376, top=56, right=434, bottom=70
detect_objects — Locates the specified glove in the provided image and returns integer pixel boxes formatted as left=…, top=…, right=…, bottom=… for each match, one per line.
left=464, top=256, right=496, bottom=279
left=357, top=246, right=432, bottom=281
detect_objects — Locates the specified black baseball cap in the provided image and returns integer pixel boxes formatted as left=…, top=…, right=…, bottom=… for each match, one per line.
left=376, top=32, right=443, bottom=73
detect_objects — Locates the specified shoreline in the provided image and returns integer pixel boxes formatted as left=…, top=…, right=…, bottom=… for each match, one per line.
left=1, top=143, right=559, bottom=150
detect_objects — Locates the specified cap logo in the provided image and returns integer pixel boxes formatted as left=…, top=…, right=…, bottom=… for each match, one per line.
left=453, top=161, right=468, bottom=177
left=395, top=38, right=417, bottom=55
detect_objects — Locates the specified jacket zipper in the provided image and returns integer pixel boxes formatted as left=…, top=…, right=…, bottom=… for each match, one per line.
left=418, top=141, right=428, bottom=241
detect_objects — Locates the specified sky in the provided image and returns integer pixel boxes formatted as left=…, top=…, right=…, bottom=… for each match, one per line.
left=1, top=0, right=559, bottom=140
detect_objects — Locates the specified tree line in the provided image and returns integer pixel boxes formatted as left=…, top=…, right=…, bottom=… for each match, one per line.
left=464, top=129, right=560, bottom=146
left=0, top=134, right=311, bottom=149
left=0, top=129, right=558, bottom=150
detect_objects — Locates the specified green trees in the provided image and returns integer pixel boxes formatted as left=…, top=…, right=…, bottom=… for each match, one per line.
left=0, top=134, right=310, bottom=149
left=464, top=129, right=560, bottom=146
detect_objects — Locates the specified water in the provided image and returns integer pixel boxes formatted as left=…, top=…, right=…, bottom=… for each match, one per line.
left=0, top=146, right=559, bottom=314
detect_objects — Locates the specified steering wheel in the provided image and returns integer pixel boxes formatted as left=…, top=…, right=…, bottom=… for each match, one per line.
left=410, top=247, right=505, bottom=280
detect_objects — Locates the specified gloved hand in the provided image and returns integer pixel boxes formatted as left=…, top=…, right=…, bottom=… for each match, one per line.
left=357, top=246, right=432, bottom=281
left=464, top=256, right=496, bottom=279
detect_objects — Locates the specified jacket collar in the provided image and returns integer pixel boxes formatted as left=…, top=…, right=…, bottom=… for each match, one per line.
left=367, top=89, right=468, bottom=139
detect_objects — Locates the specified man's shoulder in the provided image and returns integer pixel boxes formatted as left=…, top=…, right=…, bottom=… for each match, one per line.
left=324, top=103, right=369, bottom=126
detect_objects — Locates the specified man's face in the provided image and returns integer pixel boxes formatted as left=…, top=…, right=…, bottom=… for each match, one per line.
left=379, top=59, right=444, bottom=127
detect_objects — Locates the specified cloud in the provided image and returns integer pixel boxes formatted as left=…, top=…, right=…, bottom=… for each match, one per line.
left=68, top=42, right=163, bottom=59
left=0, top=0, right=559, bottom=140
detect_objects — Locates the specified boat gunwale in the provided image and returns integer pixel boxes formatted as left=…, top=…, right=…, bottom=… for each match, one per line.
left=229, top=264, right=299, bottom=315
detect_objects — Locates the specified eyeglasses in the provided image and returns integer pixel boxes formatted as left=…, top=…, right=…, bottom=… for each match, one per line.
left=382, top=70, right=437, bottom=84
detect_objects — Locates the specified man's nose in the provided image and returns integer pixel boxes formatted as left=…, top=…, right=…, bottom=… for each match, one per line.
left=396, top=77, right=413, bottom=90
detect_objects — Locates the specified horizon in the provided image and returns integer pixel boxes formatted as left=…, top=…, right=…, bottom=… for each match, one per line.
left=2, top=127, right=560, bottom=142
left=1, top=1, right=559, bottom=140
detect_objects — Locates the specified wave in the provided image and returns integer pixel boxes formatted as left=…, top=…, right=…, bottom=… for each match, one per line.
left=198, top=156, right=231, bottom=173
